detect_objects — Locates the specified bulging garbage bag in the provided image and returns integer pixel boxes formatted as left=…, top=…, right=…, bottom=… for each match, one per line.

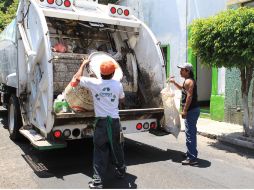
left=161, top=84, right=181, bottom=138
left=64, top=81, right=94, bottom=112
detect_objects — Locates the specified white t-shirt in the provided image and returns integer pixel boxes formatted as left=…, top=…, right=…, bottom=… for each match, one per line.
left=80, top=77, right=125, bottom=118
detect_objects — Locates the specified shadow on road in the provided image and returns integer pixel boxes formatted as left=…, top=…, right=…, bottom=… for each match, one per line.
left=208, top=136, right=254, bottom=160
left=0, top=109, right=8, bottom=129
left=20, top=139, right=138, bottom=188
left=1, top=112, right=210, bottom=188
left=125, top=139, right=211, bottom=168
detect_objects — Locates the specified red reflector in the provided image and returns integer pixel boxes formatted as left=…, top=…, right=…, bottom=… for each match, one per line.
left=136, top=123, right=142, bottom=130
left=64, top=0, right=71, bottom=7
left=110, top=7, right=116, bottom=14
left=124, top=9, right=129, bottom=16
left=54, top=130, right=62, bottom=138
left=47, top=0, right=54, bottom=4
left=150, top=122, right=156, bottom=129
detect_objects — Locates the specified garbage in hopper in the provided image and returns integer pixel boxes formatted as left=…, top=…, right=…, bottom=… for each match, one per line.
left=52, top=43, right=68, bottom=53
left=64, top=52, right=123, bottom=112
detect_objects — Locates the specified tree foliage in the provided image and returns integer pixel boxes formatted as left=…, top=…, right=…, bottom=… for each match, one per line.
left=190, top=7, right=254, bottom=136
left=0, top=0, right=18, bottom=32
left=190, top=7, right=254, bottom=69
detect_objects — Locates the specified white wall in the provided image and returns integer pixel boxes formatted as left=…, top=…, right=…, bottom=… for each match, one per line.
left=120, top=0, right=227, bottom=94
left=120, top=0, right=187, bottom=83
left=187, top=0, right=227, bottom=23
left=218, top=67, right=226, bottom=95
left=188, top=0, right=227, bottom=95
left=197, top=58, right=212, bottom=101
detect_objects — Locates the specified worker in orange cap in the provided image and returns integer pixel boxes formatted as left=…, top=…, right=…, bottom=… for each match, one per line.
left=72, top=58, right=126, bottom=189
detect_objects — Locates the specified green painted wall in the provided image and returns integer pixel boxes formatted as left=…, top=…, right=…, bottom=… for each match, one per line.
left=161, top=45, right=170, bottom=77
left=210, top=95, right=225, bottom=121
left=210, top=68, right=225, bottom=121
left=211, top=68, right=218, bottom=95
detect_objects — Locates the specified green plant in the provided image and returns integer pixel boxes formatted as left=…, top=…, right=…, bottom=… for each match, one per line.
left=0, top=0, right=18, bottom=32
left=190, top=7, right=254, bottom=137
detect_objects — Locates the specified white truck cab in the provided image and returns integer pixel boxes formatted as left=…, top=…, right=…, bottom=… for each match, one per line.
left=0, top=0, right=167, bottom=150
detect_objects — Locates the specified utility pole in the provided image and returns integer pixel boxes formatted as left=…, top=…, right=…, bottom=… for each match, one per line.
left=186, top=0, right=188, bottom=62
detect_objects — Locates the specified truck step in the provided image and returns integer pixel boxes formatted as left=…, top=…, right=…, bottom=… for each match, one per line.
left=19, top=129, right=66, bottom=150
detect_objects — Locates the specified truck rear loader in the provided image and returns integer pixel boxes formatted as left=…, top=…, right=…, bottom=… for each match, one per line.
left=0, top=0, right=167, bottom=150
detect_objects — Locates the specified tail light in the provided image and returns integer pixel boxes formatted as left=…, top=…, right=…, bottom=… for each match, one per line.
left=136, top=123, right=142, bottom=130
left=63, top=129, right=71, bottom=138
left=64, top=0, right=71, bottom=7
left=124, top=9, right=130, bottom=16
left=55, top=0, right=63, bottom=6
left=150, top=122, right=157, bottom=129
left=40, top=0, right=72, bottom=10
left=47, top=0, right=54, bottom=4
left=53, top=130, right=62, bottom=138
left=108, top=4, right=132, bottom=18
left=117, top=8, right=123, bottom=15
left=72, top=128, right=81, bottom=137
left=110, top=7, right=116, bottom=14
left=143, top=122, right=149, bottom=130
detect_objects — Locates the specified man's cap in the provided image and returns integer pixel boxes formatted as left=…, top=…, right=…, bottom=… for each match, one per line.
left=100, top=60, right=118, bottom=75
left=177, top=62, right=193, bottom=71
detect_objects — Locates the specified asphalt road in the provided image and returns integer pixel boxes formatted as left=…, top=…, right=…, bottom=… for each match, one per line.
left=0, top=107, right=254, bottom=189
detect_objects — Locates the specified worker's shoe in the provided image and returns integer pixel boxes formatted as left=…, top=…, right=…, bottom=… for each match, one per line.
left=88, top=181, right=103, bottom=189
left=115, top=166, right=126, bottom=179
left=181, top=159, right=198, bottom=166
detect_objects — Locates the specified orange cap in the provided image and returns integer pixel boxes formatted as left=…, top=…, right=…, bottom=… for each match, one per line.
left=100, top=61, right=117, bottom=75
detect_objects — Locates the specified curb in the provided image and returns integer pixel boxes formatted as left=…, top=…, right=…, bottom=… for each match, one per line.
left=196, top=131, right=254, bottom=150
left=197, top=131, right=217, bottom=140
left=217, top=135, right=254, bottom=150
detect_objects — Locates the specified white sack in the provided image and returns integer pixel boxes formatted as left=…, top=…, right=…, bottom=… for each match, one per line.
left=161, top=84, right=181, bottom=138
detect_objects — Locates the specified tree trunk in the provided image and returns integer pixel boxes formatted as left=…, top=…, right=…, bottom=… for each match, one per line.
left=242, top=93, right=250, bottom=136
left=252, top=76, right=254, bottom=137
left=240, top=68, right=252, bottom=137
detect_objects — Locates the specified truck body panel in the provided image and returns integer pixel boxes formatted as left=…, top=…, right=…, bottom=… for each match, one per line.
left=0, top=0, right=167, bottom=148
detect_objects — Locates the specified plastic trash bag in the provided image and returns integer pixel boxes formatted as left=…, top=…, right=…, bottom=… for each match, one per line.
left=64, top=81, right=94, bottom=112
left=52, top=43, right=67, bottom=53
left=161, top=84, right=181, bottom=138
left=53, top=93, right=71, bottom=113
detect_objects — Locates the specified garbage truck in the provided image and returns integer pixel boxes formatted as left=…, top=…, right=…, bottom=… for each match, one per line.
left=0, top=0, right=167, bottom=150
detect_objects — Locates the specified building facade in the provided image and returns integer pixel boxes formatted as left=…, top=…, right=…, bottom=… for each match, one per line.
left=119, top=0, right=227, bottom=121
left=224, top=0, right=254, bottom=124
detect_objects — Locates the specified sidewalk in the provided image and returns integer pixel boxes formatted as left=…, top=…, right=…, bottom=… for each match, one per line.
left=181, top=118, right=254, bottom=150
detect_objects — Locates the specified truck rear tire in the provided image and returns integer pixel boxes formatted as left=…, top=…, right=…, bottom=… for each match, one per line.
left=8, top=95, right=23, bottom=141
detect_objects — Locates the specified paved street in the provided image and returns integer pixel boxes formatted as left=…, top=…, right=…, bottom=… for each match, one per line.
left=0, top=108, right=254, bottom=189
